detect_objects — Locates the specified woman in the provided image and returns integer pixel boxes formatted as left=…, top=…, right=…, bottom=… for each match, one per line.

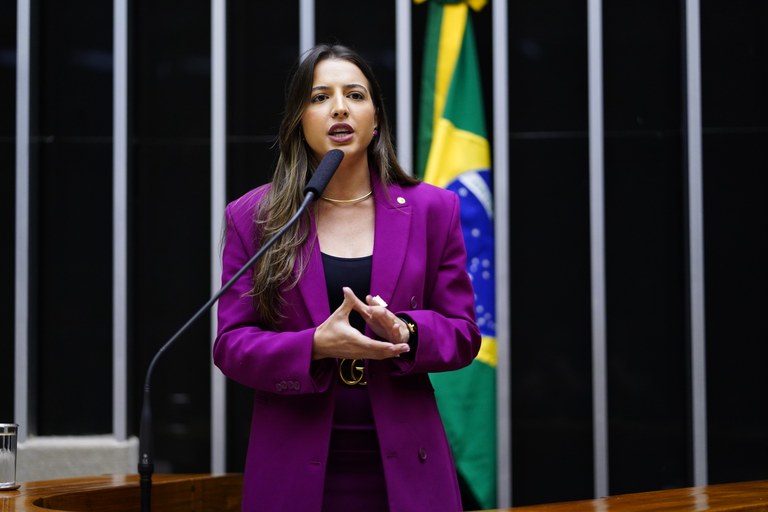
left=213, top=44, right=481, bottom=512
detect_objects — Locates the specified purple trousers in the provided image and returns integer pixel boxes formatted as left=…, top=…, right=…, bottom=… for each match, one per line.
left=322, top=384, right=389, bottom=512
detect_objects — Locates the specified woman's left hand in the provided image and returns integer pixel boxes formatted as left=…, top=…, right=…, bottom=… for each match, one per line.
left=343, top=287, right=409, bottom=344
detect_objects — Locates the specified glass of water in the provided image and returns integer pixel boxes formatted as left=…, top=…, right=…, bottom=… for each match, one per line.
left=0, top=423, right=19, bottom=491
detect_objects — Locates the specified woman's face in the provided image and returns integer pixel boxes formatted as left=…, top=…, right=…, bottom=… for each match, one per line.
left=301, top=58, right=378, bottom=162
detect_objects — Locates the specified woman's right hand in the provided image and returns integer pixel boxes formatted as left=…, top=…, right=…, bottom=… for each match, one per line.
left=312, top=287, right=410, bottom=360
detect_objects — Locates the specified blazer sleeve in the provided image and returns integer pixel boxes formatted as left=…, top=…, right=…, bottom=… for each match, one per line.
left=212, top=198, right=333, bottom=395
left=389, top=188, right=481, bottom=375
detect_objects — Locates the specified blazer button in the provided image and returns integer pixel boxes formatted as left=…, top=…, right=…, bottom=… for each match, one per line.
left=410, top=296, right=418, bottom=309
left=418, top=447, right=428, bottom=462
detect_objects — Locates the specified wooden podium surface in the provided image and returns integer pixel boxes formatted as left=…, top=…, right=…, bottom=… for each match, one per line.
left=0, top=474, right=242, bottom=511
left=479, top=480, right=768, bottom=512
left=2, top=474, right=767, bottom=511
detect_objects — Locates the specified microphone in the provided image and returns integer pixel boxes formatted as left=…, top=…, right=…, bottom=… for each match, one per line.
left=303, top=149, right=344, bottom=199
left=138, top=149, right=344, bottom=511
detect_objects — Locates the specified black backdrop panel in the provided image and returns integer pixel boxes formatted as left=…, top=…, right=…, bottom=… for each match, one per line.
left=703, top=131, right=768, bottom=484
left=602, top=0, right=688, bottom=495
left=34, top=0, right=113, bottom=435
left=508, top=0, right=589, bottom=133
left=604, top=136, right=688, bottom=494
left=228, top=1, right=298, bottom=140
left=0, top=139, right=15, bottom=424
left=0, top=0, right=17, bottom=424
left=701, top=1, right=768, bottom=129
left=509, top=137, right=593, bottom=506
left=132, top=141, right=212, bottom=471
left=37, top=141, right=113, bottom=434
left=132, top=0, right=212, bottom=471
left=507, top=0, right=592, bottom=506
left=702, top=0, right=768, bottom=486
left=603, top=1, right=684, bottom=132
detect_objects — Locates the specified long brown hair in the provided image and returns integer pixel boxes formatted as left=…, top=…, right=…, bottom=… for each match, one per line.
left=250, top=44, right=418, bottom=327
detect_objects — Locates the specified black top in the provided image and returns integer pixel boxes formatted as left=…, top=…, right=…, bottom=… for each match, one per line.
left=321, top=252, right=376, bottom=431
left=321, top=252, right=372, bottom=333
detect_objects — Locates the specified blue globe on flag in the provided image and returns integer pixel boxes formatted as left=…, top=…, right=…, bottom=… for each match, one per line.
left=446, top=168, right=495, bottom=340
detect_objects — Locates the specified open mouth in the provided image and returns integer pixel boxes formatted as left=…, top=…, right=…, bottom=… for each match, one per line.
left=328, top=123, right=354, bottom=138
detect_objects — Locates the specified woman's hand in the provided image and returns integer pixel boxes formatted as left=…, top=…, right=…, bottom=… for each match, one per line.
left=312, top=287, right=410, bottom=360
left=360, top=291, right=410, bottom=345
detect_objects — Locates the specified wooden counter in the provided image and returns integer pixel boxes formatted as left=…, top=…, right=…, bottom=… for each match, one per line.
left=2, top=474, right=767, bottom=511
left=480, top=480, right=768, bottom=512
left=0, top=473, right=242, bottom=511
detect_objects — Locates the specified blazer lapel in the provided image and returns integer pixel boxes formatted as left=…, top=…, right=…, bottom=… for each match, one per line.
left=370, top=178, right=412, bottom=305
left=295, top=210, right=331, bottom=327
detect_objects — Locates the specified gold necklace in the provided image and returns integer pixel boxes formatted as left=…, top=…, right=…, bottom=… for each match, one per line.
left=321, top=190, right=373, bottom=204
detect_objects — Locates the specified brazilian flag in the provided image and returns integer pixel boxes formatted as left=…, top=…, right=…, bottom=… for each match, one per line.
left=415, top=0, right=496, bottom=508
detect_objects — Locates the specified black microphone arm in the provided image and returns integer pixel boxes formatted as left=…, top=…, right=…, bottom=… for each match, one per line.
left=138, top=149, right=343, bottom=512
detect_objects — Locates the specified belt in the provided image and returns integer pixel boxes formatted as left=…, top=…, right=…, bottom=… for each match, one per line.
left=339, top=358, right=367, bottom=386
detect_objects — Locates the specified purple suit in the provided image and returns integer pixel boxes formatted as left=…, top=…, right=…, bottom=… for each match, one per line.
left=213, top=171, right=481, bottom=512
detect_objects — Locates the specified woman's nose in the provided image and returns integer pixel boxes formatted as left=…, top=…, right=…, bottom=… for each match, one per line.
left=332, top=98, right=348, bottom=118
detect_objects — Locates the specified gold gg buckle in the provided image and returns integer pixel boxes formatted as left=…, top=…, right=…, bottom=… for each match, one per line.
left=339, top=358, right=367, bottom=386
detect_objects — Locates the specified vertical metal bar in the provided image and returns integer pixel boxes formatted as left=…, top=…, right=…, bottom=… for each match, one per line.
left=113, top=0, right=129, bottom=442
left=492, top=0, right=511, bottom=506
left=299, top=0, right=314, bottom=57
left=15, top=0, right=31, bottom=444
left=395, top=0, right=413, bottom=174
left=211, top=0, right=227, bottom=474
left=685, top=0, right=708, bottom=487
left=587, top=0, right=609, bottom=498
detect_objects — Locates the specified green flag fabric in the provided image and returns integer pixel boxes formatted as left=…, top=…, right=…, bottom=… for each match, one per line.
left=415, top=0, right=497, bottom=508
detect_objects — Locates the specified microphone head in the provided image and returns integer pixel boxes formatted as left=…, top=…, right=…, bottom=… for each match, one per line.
left=303, top=149, right=345, bottom=199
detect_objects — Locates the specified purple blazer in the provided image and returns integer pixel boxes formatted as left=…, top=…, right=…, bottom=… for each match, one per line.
left=213, top=171, right=481, bottom=512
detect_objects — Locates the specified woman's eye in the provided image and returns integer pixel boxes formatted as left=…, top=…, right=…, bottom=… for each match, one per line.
left=348, top=92, right=364, bottom=100
left=311, top=94, right=328, bottom=103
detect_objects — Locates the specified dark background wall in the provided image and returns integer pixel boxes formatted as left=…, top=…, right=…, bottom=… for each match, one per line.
left=1, top=0, right=766, bottom=507
left=1, top=1, right=17, bottom=429
left=700, top=1, right=767, bottom=486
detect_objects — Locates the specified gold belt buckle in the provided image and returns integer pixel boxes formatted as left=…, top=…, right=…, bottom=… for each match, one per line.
left=339, top=358, right=367, bottom=386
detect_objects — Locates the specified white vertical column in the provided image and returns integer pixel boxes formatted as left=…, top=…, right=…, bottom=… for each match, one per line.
left=15, top=0, right=31, bottom=444
left=113, top=0, right=129, bottom=442
left=211, top=0, right=228, bottom=474
left=395, top=0, right=413, bottom=173
left=588, top=0, right=609, bottom=499
left=492, top=0, right=511, bottom=506
left=299, top=0, right=315, bottom=57
left=685, top=0, right=708, bottom=488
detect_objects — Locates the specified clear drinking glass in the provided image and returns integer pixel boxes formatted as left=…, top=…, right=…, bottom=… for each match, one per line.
left=0, top=424, right=19, bottom=491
